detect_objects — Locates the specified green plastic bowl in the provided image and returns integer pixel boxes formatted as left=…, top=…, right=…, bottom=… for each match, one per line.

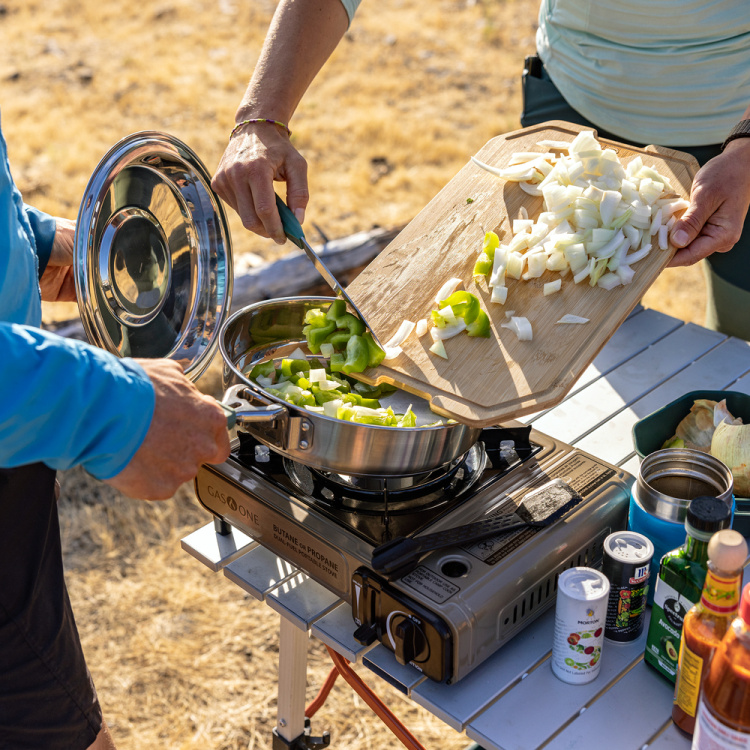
left=632, top=389, right=750, bottom=537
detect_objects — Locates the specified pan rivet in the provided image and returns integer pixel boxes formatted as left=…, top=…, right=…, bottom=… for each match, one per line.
left=299, top=440, right=309, bottom=450
left=301, top=421, right=311, bottom=432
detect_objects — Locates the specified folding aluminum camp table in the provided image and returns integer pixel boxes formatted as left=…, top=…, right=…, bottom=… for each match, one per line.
left=183, top=305, right=750, bottom=750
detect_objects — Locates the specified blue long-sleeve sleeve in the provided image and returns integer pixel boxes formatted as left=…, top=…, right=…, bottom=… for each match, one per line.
left=23, top=205, right=56, bottom=278
left=0, top=323, right=155, bottom=478
left=0, top=110, right=155, bottom=478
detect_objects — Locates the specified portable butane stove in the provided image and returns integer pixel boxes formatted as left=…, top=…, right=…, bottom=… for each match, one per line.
left=195, top=424, right=632, bottom=684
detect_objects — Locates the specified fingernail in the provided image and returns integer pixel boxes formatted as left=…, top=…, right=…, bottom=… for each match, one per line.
left=294, top=207, right=305, bottom=225
left=672, top=229, right=689, bottom=247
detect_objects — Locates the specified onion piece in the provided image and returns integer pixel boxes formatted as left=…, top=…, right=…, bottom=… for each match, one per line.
left=415, top=318, right=429, bottom=337
left=429, top=339, right=448, bottom=359
left=434, top=278, right=462, bottom=304
left=430, top=320, right=467, bottom=340
left=500, top=316, right=533, bottom=341
left=383, top=346, right=403, bottom=361
left=288, top=347, right=307, bottom=360
left=543, top=279, right=562, bottom=296
left=556, top=314, right=590, bottom=324
left=384, top=319, right=416, bottom=349
left=319, top=342, right=335, bottom=358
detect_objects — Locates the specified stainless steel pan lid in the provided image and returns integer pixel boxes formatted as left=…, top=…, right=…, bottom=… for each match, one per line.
left=74, top=131, right=232, bottom=381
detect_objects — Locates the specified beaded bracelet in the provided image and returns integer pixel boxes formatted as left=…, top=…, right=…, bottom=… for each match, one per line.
left=230, top=118, right=292, bottom=140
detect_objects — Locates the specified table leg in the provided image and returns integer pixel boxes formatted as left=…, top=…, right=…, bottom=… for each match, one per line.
left=276, top=615, right=309, bottom=743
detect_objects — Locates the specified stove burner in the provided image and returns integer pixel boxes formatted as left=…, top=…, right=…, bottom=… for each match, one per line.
left=284, top=443, right=487, bottom=513
left=231, top=425, right=541, bottom=546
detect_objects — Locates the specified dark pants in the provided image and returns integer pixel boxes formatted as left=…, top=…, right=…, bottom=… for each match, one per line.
left=0, top=464, right=102, bottom=749
left=521, top=56, right=750, bottom=340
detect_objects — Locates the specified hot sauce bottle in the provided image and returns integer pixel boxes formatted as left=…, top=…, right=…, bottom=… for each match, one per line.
left=692, top=583, right=750, bottom=748
left=672, top=529, right=748, bottom=735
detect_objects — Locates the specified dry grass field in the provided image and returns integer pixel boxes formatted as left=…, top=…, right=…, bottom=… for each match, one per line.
left=2, top=0, right=708, bottom=748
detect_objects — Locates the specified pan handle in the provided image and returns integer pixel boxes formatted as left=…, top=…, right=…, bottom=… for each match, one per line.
left=220, top=384, right=287, bottom=428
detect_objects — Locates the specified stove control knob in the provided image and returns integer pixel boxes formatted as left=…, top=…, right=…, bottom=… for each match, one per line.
left=392, top=616, right=428, bottom=666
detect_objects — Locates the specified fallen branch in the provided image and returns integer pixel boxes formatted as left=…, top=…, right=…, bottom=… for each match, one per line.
left=43, top=225, right=401, bottom=340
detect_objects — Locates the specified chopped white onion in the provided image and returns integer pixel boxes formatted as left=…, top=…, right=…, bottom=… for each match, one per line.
left=430, top=320, right=467, bottom=340
left=543, top=279, right=562, bottom=296
left=500, top=316, right=533, bottom=341
left=319, top=342, right=335, bottom=358
left=384, top=319, right=416, bottom=349
left=383, top=346, right=403, bottom=361
left=434, top=278, right=462, bottom=305
left=556, top=314, right=590, bottom=324
left=288, top=347, right=307, bottom=360
left=415, top=318, right=429, bottom=337
left=429, top=339, right=448, bottom=359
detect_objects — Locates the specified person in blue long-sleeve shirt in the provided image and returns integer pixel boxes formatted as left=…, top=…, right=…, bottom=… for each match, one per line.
left=0, top=114, right=230, bottom=749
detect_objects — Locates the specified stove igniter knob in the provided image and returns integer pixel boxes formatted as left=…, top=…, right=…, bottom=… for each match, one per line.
left=391, top=615, right=429, bottom=666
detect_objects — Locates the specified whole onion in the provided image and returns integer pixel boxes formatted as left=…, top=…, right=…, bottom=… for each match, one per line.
left=711, top=421, right=750, bottom=497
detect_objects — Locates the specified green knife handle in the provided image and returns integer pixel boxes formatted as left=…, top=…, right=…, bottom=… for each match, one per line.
left=218, top=400, right=237, bottom=430
left=275, top=193, right=305, bottom=249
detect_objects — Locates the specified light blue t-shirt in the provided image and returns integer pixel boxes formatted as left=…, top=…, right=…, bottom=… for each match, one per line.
left=537, top=0, right=750, bottom=146
left=0, top=113, right=155, bottom=479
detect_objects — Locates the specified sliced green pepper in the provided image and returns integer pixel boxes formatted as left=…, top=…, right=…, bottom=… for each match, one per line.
left=304, top=320, right=336, bottom=353
left=397, top=407, right=417, bottom=428
left=342, top=334, right=370, bottom=374
left=362, top=332, right=385, bottom=368
left=439, top=291, right=480, bottom=324
left=304, top=308, right=328, bottom=327
left=324, top=330, right=353, bottom=351
left=473, top=231, right=499, bottom=277
left=466, top=309, right=491, bottom=338
left=280, top=358, right=310, bottom=379
left=335, top=312, right=366, bottom=337
left=329, top=353, right=346, bottom=373
left=313, top=388, right=343, bottom=405
left=249, top=360, right=276, bottom=380
left=325, top=299, right=347, bottom=322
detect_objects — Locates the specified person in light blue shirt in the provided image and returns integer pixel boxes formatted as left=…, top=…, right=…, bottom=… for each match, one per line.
left=0, top=114, right=230, bottom=750
left=211, top=0, right=750, bottom=341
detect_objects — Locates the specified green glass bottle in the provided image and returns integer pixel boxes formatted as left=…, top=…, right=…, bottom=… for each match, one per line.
left=644, top=496, right=731, bottom=682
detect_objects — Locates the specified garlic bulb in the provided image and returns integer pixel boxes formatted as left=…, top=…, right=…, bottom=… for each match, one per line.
left=711, top=421, right=750, bottom=496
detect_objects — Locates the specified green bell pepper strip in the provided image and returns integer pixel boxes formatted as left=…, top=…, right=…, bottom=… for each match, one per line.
left=329, top=353, right=346, bottom=373
left=473, top=231, right=499, bottom=277
left=335, top=312, right=366, bottom=337
left=342, top=334, right=370, bottom=374
left=249, top=360, right=276, bottom=380
left=396, top=407, right=417, bottom=428
left=324, top=330, right=353, bottom=351
left=281, top=358, right=310, bottom=378
left=466, top=309, right=491, bottom=338
left=313, top=388, right=343, bottom=405
left=304, top=320, right=336, bottom=353
left=439, top=291, right=480, bottom=324
left=363, top=332, right=385, bottom=368
left=353, top=381, right=396, bottom=399
left=431, top=309, right=449, bottom=329
left=304, top=308, right=328, bottom=327
left=326, top=299, right=347, bottom=322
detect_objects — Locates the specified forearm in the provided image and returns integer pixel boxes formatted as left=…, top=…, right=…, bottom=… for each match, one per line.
left=0, top=323, right=155, bottom=478
left=235, top=0, right=350, bottom=125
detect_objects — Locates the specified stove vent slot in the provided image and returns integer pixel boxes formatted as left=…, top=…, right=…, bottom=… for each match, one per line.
left=497, top=532, right=608, bottom=636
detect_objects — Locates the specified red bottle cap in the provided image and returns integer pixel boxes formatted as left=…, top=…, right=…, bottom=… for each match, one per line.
left=741, top=583, right=750, bottom=626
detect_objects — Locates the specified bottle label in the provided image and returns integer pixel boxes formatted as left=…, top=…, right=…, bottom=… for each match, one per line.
left=674, top=641, right=703, bottom=718
left=644, top=578, right=694, bottom=681
left=700, top=569, right=742, bottom=615
left=693, top=698, right=750, bottom=749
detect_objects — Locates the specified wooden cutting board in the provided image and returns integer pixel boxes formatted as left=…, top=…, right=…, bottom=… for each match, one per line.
left=346, top=121, right=699, bottom=428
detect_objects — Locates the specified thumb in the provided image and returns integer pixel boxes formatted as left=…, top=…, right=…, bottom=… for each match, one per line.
left=670, top=196, right=712, bottom=249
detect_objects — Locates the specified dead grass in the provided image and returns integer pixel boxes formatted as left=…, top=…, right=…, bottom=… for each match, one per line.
left=2, top=0, right=707, bottom=747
